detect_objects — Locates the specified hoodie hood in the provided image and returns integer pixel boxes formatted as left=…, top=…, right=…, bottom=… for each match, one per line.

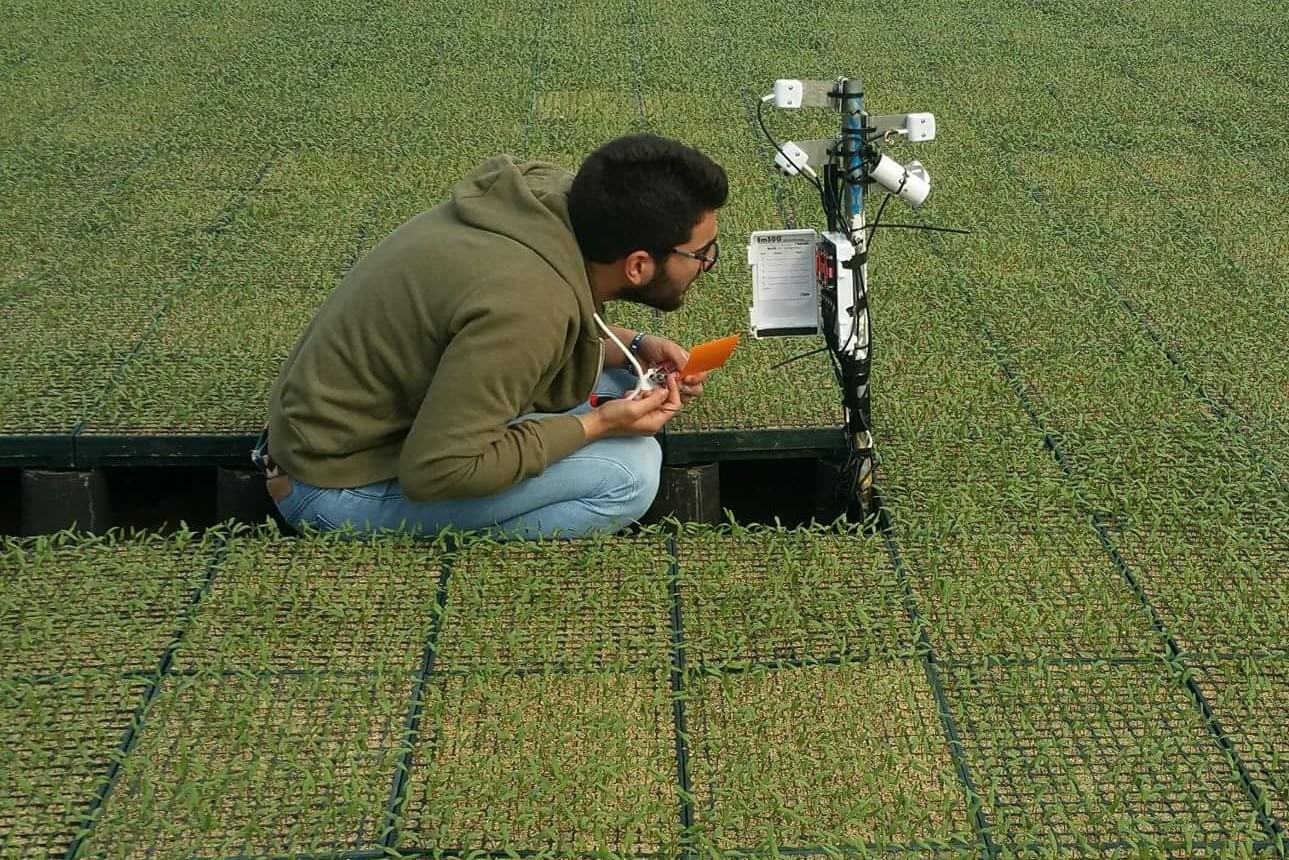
left=451, top=156, right=600, bottom=331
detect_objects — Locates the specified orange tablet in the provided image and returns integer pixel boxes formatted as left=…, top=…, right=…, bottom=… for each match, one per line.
left=680, top=334, right=740, bottom=376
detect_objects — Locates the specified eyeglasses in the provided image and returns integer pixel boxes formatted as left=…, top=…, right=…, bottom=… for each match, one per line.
left=665, top=240, right=719, bottom=271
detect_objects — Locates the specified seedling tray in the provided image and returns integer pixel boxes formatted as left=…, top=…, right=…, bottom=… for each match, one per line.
left=399, top=670, right=678, bottom=857
left=1112, top=527, right=1289, bottom=659
left=685, top=659, right=972, bottom=855
left=1192, top=657, right=1288, bottom=826
left=0, top=532, right=213, bottom=677
left=0, top=674, right=149, bottom=860
left=898, top=525, right=1164, bottom=663
left=675, top=527, right=914, bottom=670
left=174, top=535, right=445, bottom=674
left=938, top=659, right=1269, bottom=856
left=78, top=671, right=410, bottom=860
left=433, top=534, right=671, bottom=674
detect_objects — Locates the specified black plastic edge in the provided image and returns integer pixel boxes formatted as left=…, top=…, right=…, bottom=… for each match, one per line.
left=71, top=433, right=260, bottom=467
left=663, top=427, right=846, bottom=464
left=752, top=326, right=820, bottom=338
left=363, top=844, right=970, bottom=860
left=666, top=532, right=696, bottom=858
left=263, top=836, right=1277, bottom=860
left=0, top=434, right=77, bottom=467
left=348, top=850, right=672, bottom=860
left=2, top=427, right=847, bottom=470
left=17, top=651, right=1215, bottom=690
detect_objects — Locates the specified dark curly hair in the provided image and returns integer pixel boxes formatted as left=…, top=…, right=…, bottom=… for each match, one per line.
left=568, top=134, right=728, bottom=264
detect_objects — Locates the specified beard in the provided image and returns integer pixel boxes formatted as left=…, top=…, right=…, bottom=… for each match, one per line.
left=620, top=266, right=692, bottom=313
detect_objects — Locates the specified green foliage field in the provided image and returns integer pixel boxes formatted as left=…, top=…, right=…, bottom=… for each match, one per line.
left=2, top=0, right=1286, bottom=448
left=2, top=0, right=1287, bottom=856
left=2, top=522, right=1286, bottom=859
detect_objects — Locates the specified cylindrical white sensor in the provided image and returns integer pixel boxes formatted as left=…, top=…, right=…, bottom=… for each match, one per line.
left=869, top=154, right=931, bottom=207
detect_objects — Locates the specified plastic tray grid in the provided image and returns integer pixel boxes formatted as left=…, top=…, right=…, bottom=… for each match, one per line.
left=1192, top=657, right=1289, bottom=828
left=80, top=670, right=411, bottom=860
left=875, top=441, right=1078, bottom=531
left=872, top=377, right=1040, bottom=444
left=1112, top=527, right=1289, bottom=659
left=0, top=346, right=134, bottom=435
left=675, top=530, right=916, bottom=671
left=2, top=524, right=1281, bottom=858
left=684, top=659, right=974, bottom=856
left=398, top=670, right=678, bottom=857
left=433, top=536, right=672, bottom=674
left=76, top=350, right=296, bottom=436
left=78, top=201, right=371, bottom=436
left=939, top=660, right=1267, bottom=856
left=898, top=525, right=1166, bottom=663
left=667, top=401, right=844, bottom=433
left=0, top=674, right=148, bottom=860
left=0, top=540, right=210, bottom=677
left=174, top=536, right=444, bottom=674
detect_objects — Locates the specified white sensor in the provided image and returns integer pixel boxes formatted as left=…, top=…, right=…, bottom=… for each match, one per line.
left=905, top=112, right=936, bottom=142
left=773, top=141, right=817, bottom=179
left=773, top=79, right=803, bottom=108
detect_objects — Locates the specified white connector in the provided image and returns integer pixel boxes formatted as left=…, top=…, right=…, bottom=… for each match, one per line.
left=592, top=313, right=661, bottom=398
left=773, top=141, right=817, bottom=179
left=772, top=79, right=803, bottom=108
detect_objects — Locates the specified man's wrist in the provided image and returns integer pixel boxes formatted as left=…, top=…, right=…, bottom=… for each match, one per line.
left=578, top=410, right=608, bottom=442
left=628, top=330, right=648, bottom=356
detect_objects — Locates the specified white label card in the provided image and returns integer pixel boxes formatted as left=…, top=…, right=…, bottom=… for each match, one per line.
left=747, top=229, right=819, bottom=337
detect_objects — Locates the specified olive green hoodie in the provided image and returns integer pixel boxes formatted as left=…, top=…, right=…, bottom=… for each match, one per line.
left=266, top=156, right=605, bottom=502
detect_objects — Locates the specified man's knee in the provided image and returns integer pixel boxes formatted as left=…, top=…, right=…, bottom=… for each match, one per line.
left=601, top=435, right=662, bottom=518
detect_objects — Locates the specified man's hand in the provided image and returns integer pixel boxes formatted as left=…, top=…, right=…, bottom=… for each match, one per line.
left=578, top=373, right=682, bottom=441
left=636, top=335, right=709, bottom=404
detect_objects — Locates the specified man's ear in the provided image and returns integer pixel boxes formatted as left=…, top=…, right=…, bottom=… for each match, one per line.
left=623, top=249, right=656, bottom=286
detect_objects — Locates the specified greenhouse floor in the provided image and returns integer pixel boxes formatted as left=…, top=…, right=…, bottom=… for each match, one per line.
left=2, top=521, right=1285, bottom=860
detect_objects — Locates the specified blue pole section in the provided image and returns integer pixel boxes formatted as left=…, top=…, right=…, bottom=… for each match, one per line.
left=838, top=76, right=875, bottom=519
left=843, top=77, right=864, bottom=230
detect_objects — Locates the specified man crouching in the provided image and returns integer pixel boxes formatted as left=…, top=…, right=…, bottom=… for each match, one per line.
left=256, top=134, right=727, bottom=540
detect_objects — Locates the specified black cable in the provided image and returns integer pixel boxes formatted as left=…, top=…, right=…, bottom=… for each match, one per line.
left=866, top=193, right=892, bottom=253
left=864, top=222, right=973, bottom=235
left=755, top=96, right=823, bottom=197
left=768, top=345, right=829, bottom=371
left=831, top=162, right=845, bottom=231
left=822, top=163, right=842, bottom=232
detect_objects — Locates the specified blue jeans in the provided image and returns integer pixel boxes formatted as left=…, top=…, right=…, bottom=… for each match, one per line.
left=265, top=369, right=662, bottom=541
